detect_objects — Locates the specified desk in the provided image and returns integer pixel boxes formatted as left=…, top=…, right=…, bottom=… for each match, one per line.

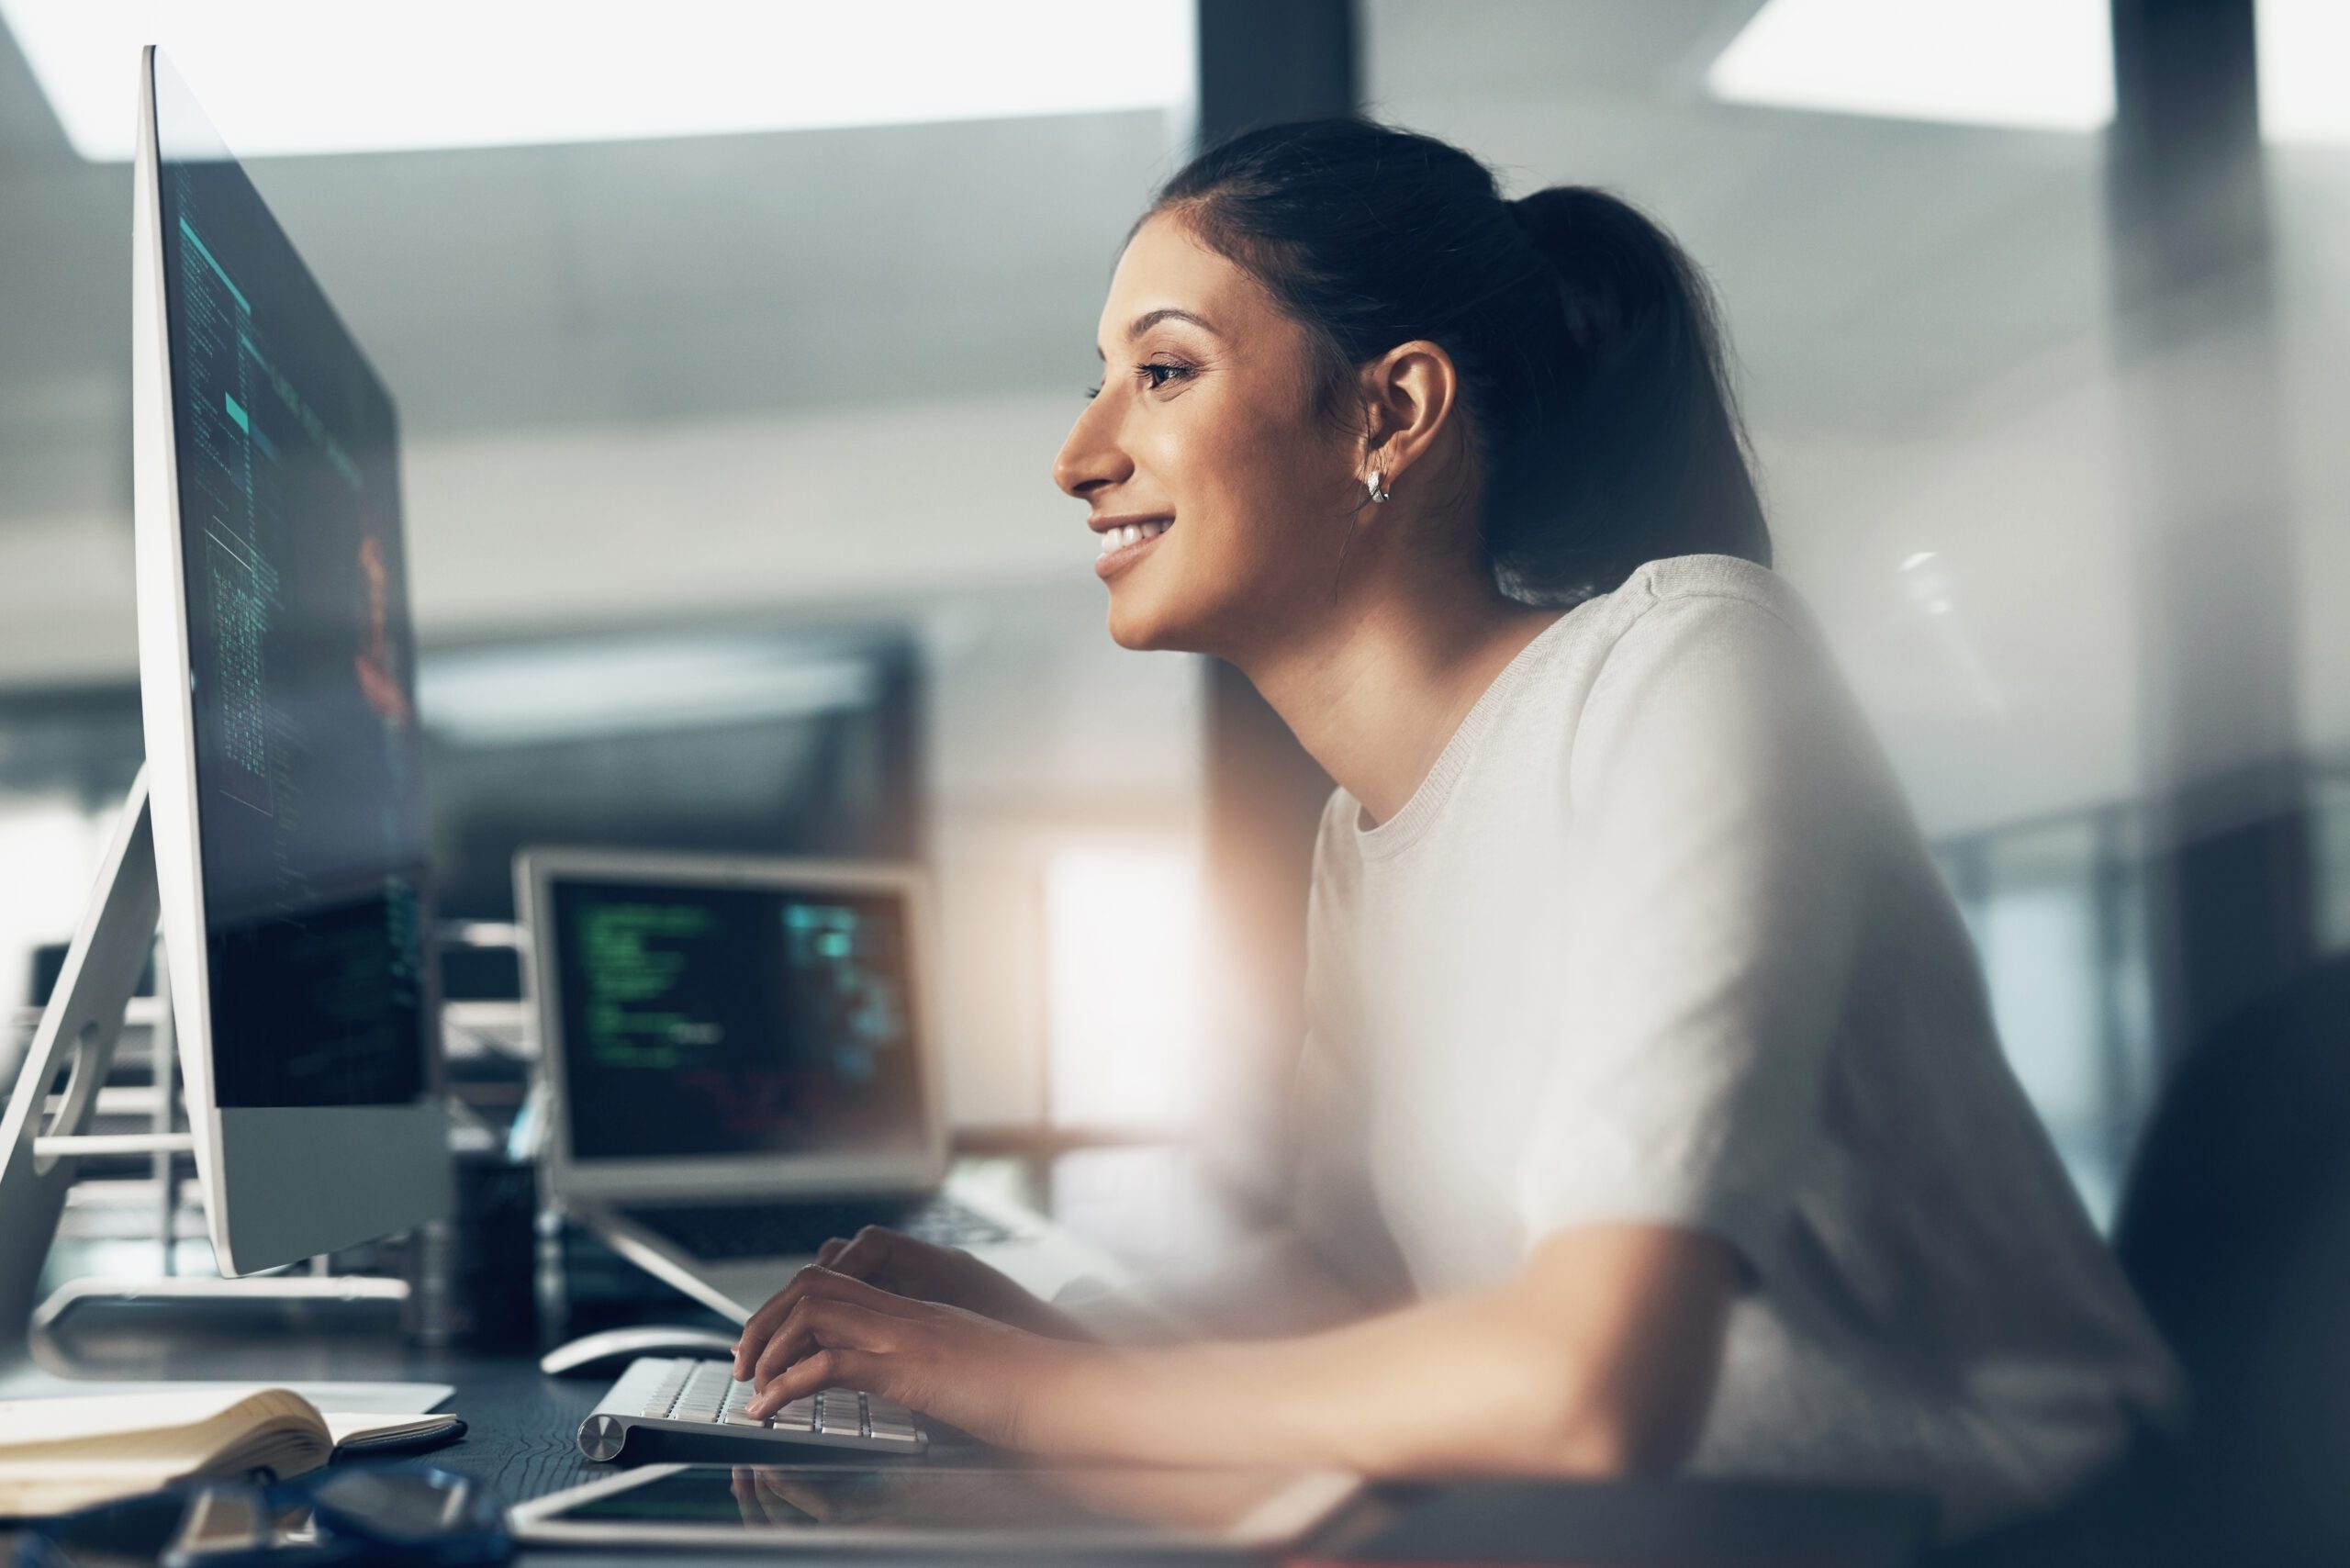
left=2, top=1297, right=608, bottom=1512
left=2, top=1150, right=1938, bottom=1566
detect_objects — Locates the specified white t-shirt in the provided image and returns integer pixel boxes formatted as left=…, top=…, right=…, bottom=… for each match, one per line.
left=1288, top=554, right=2179, bottom=1535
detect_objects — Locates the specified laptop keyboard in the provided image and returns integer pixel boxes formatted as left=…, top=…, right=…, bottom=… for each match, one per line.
left=621, top=1193, right=1014, bottom=1261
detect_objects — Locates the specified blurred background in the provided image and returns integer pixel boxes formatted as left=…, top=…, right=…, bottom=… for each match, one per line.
left=2, top=0, right=2344, bottom=1236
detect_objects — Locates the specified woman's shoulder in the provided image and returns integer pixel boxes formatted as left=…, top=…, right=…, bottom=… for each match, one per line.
left=1555, top=554, right=1873, bottom=794
left=1516, top=554, right=1832, bottom=722
left=1608, top=554, right=1818, bottom=642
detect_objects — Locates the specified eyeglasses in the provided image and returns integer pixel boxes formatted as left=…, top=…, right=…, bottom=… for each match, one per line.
left=16, top=1464, right=509, bottom=1568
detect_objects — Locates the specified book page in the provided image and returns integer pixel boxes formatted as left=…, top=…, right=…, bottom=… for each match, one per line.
left=0, top=1390, right=334, bottom=1517
left=0, top=1386, right=260, bottom=1448
left=0, top=1388, right=321, bottom=1466
left=321, top=1411, right=460, bottom=1447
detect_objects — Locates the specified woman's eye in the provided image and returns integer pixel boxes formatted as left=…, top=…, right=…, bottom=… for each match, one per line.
left=1083, top=364, right=1192, bottom=403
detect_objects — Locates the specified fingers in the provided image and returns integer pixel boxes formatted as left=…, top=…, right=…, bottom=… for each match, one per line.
left=733, top=1261, right=916, bottom=1379
left=735, top=1466, right=820, bottom=1528
left=754, top=1472, right=836, bottom=1523
left=730, top=1466, right=772, bottom=1527
left=736, top=1288, right=790, bottom=1380
left=746, top=1295, right=901, bottom=1416
left=750, top=1291, right=892, bottom=1386
left=822, top=1225, right=901, bottom=1284
left=748, top=1340, right=888, bottom=1419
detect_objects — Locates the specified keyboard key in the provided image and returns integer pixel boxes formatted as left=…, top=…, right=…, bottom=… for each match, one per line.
left=621, top=1364, right=920, bottom=1447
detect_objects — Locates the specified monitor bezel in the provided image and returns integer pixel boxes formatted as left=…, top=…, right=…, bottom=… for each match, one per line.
left=516, top=846, right=952, bottom=1202
left=131, top=45, right=450, bottom=1276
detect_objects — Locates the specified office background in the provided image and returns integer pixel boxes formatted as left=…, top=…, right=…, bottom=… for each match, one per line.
left=2, top=0, right=2345, bottom=1234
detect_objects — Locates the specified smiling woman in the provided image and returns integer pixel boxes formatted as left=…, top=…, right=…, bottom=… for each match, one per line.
left=1047, top=127, right=1771, bottom=693
left=734, top=118, right=2183, bottom=1551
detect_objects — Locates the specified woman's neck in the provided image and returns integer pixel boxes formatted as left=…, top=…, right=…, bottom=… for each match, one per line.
left=1239, top=582, right=1561, bottom=828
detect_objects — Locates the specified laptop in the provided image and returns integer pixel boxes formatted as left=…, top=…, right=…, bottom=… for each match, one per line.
left=516, top=846, right=1112, bottom=1323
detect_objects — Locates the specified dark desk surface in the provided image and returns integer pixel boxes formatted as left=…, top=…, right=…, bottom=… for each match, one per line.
left=0, top=1301, right=1942, bottom=1568
left=2, top=1298, right=1114, bottom=1568
left=3, top=1150, right=1338, bottom=1530
left=1, top=1150, right=1938, bottom=1565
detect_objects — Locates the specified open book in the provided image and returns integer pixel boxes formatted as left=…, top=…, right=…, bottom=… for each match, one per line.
left=0, top=1386, right=457, bottom=1517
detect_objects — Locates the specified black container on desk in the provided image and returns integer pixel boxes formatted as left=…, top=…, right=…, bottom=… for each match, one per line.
left=405, top=1151, right=538, bottom=1348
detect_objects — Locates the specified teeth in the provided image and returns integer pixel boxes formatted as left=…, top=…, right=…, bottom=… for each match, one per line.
left=1094, top=521, right=1171, bottom=557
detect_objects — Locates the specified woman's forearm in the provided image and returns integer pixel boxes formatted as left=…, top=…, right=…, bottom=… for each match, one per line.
left=1042, top=1294, right=1579, bottom=1473
left=1134, top=1224, right=1385, bottom=1340
left=1030, top=1226, right=1736, bottom=1477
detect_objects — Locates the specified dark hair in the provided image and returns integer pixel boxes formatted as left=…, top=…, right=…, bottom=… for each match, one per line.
left=1144, top=118, right=1770, bottom=606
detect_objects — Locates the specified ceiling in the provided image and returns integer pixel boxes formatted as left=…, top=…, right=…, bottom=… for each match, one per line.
left=0, top=0, right=2344, bottom=834
left=0, top=18, right=1180, bottom=512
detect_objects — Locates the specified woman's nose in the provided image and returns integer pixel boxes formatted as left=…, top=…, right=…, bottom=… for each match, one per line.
left=1052, top=399, right=1131, bottom=500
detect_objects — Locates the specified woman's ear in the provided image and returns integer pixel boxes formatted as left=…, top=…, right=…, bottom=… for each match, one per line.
left=1356, top=339, right=1460, bottom=489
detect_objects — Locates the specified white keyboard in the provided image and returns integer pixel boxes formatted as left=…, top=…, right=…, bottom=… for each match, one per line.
left=576, top=1356, right=927, bottom=1462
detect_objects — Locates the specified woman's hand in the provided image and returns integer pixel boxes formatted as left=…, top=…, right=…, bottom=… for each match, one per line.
left=729, top=1264, right=1112, bottom=1450
left=800, top=1225, right=1093, bottom=1340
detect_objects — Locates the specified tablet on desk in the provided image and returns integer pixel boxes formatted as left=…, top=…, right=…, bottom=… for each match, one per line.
left=509, top=1462, right=1362, bottom=1553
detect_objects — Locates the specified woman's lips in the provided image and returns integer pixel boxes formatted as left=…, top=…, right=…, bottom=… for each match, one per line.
left=1093, top=519, right=1170, bottom=581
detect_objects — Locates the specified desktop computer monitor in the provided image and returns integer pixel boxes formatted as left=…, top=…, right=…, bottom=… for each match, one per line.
left=130, top=46, right=450, bottom=1274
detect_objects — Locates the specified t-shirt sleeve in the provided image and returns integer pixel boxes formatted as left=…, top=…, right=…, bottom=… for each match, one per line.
left=1516, top=589, right=1871, bottom=1278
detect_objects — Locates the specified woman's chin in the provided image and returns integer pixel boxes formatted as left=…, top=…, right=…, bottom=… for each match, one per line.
left=1104, top=607, right=1164, bottom=652
left=1104, top=593, right=1174, bottom=652
left=1104, top=573, right=1222, bottom=655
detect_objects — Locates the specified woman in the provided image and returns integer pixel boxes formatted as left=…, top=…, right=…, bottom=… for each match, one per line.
left=731, top=120, right=2177, bottom=1537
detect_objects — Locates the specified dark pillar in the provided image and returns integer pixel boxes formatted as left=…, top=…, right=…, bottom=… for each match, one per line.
left=1195, top=0, right=1360, bottom=141
left=2107, top=0, right=2314, bottom=1063
left=1192, top=1, right=1357, bottom=1197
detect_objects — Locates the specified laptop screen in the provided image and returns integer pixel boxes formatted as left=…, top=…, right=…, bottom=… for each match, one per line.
left=546, top=877, right=928, bottom=1164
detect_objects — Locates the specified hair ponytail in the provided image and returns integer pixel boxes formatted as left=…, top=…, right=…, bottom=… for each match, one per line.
left=1148, top=121, right=1769, bottom=607
left=1495, top=186, right=1769, bottom=599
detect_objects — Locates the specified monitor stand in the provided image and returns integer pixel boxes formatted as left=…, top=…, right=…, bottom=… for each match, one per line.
left=0, top=769, right=407, bottom=1342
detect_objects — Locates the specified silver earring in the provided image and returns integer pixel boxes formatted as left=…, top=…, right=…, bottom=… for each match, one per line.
left=1366, top=470, right=1390, bottom=504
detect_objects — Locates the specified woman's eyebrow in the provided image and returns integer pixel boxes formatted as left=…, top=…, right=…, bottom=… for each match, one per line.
left=1094, top=308, right=1218, bottom=359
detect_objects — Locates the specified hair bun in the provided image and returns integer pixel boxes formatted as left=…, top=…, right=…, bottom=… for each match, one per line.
left=1507, top=185, right=1641, bottom=230
left=1505, top=186, right=1700, bottom=352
